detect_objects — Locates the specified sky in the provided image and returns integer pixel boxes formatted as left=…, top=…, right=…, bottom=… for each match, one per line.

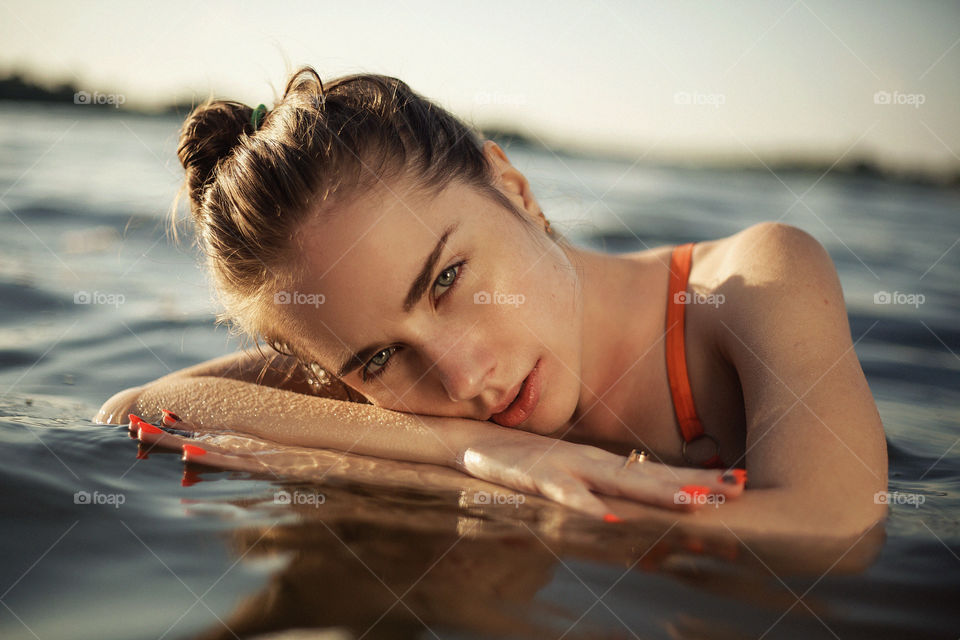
left=1, top=0, right=958, bottom=178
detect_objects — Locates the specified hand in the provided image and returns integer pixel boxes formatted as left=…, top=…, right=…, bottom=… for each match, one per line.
left=127, top=411, right=376, bottom=479
left=457, top=429, right=746, bottom=519
left=128, top=411, right=747, bottom=521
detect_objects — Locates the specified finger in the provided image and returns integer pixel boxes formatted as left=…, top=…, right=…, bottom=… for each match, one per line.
left=619, top=458, right=748, bottom=493
left=181, top=443, right=246, bottom=469
left=128, top=413, right=193, bottom=436
left=133, top=411, right=287, bottom=457
left=533, top=472, right=617, bottom=520
left=131, top=413, right=256, bottom=459
left=587, top=468, right=721, bottom=512
left=157, top=409, right=293, bottom=456
left=161, top=409, right=202, bottom=432
left=136, top=421, right=194, bottom=452
left=593, top=461, right=746, bottom=506
left=180, top=443, right=273, bottom=474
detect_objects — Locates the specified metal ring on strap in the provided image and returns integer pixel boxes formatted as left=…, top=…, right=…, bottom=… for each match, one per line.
left=681, top=433, right=720, bottom=466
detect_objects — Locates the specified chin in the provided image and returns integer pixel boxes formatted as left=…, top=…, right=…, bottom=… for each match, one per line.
left=525, top=381, right=580, bottom=439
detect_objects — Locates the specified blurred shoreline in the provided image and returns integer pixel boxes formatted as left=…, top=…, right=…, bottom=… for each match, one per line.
left=2, top=70, right=957, bottom=189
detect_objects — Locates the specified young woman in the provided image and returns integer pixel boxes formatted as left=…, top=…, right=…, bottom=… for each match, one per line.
left=96, top=67, right=888, bottom=537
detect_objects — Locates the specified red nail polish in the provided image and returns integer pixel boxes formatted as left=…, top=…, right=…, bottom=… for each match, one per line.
left=181, top=469, right=202, bottom=487
left=161, top=409, right=181, bottom=425
left=680, top=485, right=711, bottom=498
left=128, top=413, right=143, bottom=426
left=138, top=423, right=164, bottom=435
left=731, top=469, right=747, bottom=484
left=603, top=513, right=623, bottom=523
left=182, top=444, right=207, bottom=457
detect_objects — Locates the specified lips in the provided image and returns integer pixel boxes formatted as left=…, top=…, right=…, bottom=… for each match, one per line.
left=489, top=378, right=525, bottom=416
left=489, top=358, right=542, bottom=428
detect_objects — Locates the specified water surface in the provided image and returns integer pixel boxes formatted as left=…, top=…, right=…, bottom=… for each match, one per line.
left=1, top=102, right=958, bottom=639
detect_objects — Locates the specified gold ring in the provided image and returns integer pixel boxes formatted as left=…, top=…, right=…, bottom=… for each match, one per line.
left=623, top=449, right=649, bottom=469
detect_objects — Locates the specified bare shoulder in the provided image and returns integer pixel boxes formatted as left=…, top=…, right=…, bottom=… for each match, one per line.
left=697, top=222, right=841, bottom=323
left=697, top=221, right=834, bottom=288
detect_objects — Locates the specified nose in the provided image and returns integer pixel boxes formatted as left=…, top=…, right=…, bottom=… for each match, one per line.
left=423, top=334, right=495, bottom=404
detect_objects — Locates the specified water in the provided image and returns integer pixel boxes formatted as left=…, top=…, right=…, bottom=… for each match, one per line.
left=1, top=102, right=958, bottom=639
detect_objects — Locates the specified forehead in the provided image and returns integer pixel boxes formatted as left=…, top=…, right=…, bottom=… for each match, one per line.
left=286, top=177, right=488, bottom=365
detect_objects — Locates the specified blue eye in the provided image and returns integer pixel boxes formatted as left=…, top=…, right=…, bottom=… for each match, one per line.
left=361, top=260, right=467, bottom=382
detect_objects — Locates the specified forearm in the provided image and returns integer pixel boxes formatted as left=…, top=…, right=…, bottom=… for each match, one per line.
left=129, top=375, right=513, bottom=470
left=622, top=486, right=888, bottom=540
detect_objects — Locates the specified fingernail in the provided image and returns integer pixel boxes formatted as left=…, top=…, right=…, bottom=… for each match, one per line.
left=182, top=444, right=207, bottom=458
left=138, top=423, right=164, bottom=436
left=161, top=409, right=181, bottom=426
left=128, top=413, right=143, bottom=426
left=603, top=513, right=624, bottom=523
left=680, top=485, right=711, bottom=498
left=719, top=469, right=747, bottom=485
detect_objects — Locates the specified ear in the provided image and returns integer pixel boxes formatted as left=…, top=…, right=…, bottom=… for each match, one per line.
left=481, top=140, right=541, bottom=219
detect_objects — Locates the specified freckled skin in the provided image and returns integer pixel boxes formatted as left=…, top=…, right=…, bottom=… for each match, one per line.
left=281, top=141, right=647, bottom=444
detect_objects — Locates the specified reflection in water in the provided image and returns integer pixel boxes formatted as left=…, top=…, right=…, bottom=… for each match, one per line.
left=173, top=452, right=885, bottom=640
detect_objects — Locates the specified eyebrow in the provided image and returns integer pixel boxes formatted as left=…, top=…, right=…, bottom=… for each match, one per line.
left=335, top=222, right=461, bottom=378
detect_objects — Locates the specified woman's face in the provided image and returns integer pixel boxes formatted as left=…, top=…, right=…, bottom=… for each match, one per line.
left=283, top=143, right=585, bottom=437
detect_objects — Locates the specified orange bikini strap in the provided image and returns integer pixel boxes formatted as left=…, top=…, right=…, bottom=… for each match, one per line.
left=666, top=242, right=705, bottom=444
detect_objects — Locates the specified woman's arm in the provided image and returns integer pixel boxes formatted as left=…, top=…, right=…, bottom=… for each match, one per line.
left=94, top=345, right=360, bottom=425
left=709, top=222, right=889, bottom=538
left=129, top=374, right=470, bottom=469
left=144, top=345, right=357, bottom=400
left=107, top=371, right=744, bottom=518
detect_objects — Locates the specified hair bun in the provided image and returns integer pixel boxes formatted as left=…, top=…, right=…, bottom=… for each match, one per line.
left=176, top=100, right=256, bottom=217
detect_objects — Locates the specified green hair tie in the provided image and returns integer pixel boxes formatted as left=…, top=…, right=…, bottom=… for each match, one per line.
left=251, top=103, right=267, bottom=131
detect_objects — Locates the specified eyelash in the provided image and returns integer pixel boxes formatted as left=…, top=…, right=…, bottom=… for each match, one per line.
left=360, top=259, right=467, bottom=383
